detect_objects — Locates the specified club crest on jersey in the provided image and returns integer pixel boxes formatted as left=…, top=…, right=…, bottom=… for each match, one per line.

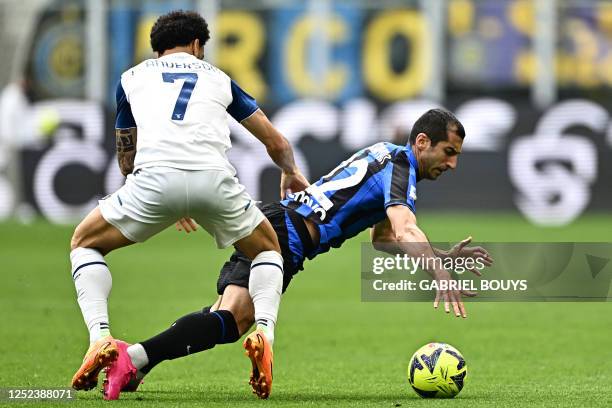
left=288, top=191, right=327, bottom=221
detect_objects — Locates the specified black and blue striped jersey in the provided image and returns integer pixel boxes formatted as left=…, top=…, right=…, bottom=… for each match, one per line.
left=280, top=142, right=419, bottom=261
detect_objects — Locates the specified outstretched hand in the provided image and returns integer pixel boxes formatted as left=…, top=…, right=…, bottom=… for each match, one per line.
left=447, top=236, right=493, bottom=277
left=432, top=270, right=477, bottom=318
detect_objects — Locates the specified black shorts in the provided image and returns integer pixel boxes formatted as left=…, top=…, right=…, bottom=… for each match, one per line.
left=216, top=202, right=314, bottom=295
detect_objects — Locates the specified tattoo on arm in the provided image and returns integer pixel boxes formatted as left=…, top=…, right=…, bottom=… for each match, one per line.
left=116, top=128, right=137, bottom=176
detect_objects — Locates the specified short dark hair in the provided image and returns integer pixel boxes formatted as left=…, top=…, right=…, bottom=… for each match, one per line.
left=408, top=108, right=465, bottom=146
left=150, top=10, right=210, bottom=54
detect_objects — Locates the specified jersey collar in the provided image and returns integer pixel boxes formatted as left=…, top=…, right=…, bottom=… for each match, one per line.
left=158, top=52, right=193, bottom=60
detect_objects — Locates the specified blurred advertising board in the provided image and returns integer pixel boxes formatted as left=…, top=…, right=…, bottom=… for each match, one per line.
left=1, top=0, right=611, bottom=224
left=9, top=96, right=612, bottom=225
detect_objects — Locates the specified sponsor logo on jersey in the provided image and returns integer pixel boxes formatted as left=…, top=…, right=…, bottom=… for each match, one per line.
left=287, top=191, right=327, bottom=221
left=409, top=185, right=417, bottom=201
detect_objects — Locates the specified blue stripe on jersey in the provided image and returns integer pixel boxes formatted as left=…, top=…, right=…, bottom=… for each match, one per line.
left=281, top=142, right=419, bottom=257
left=284, top=212, right=305, bottom=265
left=227, top=80, right=258, bottom=122
left=115, top=81, right=136, bottom=129
left=383, top=154, right=417, bottom=213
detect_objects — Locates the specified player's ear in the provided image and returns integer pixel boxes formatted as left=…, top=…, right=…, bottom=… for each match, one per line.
left=415, top=133, right=431, bottom=150
left=193, top=39, right=204, bottom=59
left=190, top=39, right=199, bottom=55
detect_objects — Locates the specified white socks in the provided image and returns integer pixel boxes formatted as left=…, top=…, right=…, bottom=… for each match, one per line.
left=71, top=247, right=283, bottom=350
left=249, top=250, right=283, bottom=346
left=127, top=343, right=149, bottom=370
left=70, top=248, right=112, bottom=344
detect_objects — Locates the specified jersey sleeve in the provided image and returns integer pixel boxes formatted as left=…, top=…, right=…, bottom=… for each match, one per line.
left=381, top=152, right=417, bottom=213
left=115, top=79, right=136, bottom=129
left=226, top=80, right=259, bottom=122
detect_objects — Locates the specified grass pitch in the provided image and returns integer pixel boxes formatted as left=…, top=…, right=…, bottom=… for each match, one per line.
left=1, top=212, right=611, bottom=407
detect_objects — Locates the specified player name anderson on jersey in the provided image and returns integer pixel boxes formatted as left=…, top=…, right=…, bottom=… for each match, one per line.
left=115, top=52, right=259, bottom=174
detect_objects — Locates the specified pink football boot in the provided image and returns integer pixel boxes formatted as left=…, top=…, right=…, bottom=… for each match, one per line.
left=102, top=341, right=137, bottom=400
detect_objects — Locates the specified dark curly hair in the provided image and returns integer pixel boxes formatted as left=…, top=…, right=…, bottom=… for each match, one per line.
left=150, top=10, right=210, bottom=54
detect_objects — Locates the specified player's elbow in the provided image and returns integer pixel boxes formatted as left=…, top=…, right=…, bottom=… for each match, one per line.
left=392, top=233, right=409, bottom=244
left=393, top=226, right=423, bottom=244
left=372, top=231, right=401, bottom=252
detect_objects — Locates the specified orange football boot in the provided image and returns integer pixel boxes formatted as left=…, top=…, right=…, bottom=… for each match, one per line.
left=71, top=336, right=118, bottom=391
left=243, top=329, right=274, bottom=399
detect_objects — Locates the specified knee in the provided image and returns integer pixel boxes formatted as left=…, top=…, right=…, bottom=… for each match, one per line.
left=223, top=303, right=254, bottom=336
left=222, top=307, right=252, bottom=336
left=216, top=285, right=256, bottom=336
left=236, top=313, right=255, bottom=336
left=70, top=226, right=84, bottom=251
left=70, top=220, right=107, bottom=254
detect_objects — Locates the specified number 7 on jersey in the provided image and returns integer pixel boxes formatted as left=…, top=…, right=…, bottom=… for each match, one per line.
left=162, top=72, right=198, bottom=121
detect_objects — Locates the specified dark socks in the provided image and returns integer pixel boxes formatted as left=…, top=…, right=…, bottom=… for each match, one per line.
left=139, top=308, right=239, bottom=374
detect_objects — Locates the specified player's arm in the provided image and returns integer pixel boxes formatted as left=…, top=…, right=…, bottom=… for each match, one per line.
left=116, top=128, right=137, bottom=176
left=241, top=109, right=296, bottom=173
left=372, top=218, right=446, bottom=256
left=375, top=206, right=437, bottom=263
left=371, top=217, right=401, bottom=253
left=372, top=218, right=490, bottom=275
left=227, top=80, right=308, bottom=197
left=115, top=78, right=137, bottom=177
left=241, top=109, right=309, bottom=197
left=375, top=205, right=472, bottom=318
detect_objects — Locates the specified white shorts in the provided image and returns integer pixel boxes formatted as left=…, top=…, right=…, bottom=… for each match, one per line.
left=99, top=167, right=265, bottom=248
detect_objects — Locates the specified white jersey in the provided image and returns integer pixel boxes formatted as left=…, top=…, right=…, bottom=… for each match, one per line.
left=116, top=52, right=258, bottom=173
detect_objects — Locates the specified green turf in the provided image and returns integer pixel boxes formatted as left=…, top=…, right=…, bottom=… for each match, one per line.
left=0, top=212, right=611, bottom=407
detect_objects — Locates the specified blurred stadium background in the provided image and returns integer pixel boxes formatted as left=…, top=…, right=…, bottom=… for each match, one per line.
left=0, top=1, right=611, bottom=406
left=0, top=0, right=611, bottom=224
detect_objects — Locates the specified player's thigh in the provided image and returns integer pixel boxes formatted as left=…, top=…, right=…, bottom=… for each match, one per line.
left=98, top=169, right=178, bottom=245
left=212, top=284, right=254, bottom=335
left=234, top=218, right=281, bottom=260
left=188, top=171, right=272, bottom=251
left=71, top=207, right=133, bottom=255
